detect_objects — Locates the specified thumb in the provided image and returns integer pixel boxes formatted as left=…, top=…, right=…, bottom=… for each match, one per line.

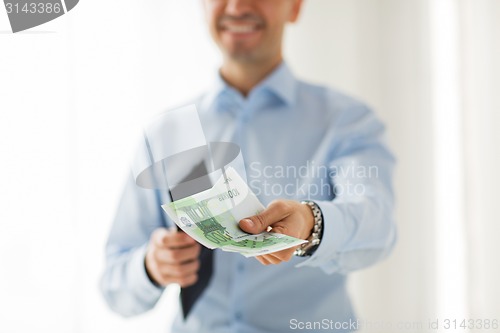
left=239, top=200, right=291, bottom=234
left=151, top=227, right=170, bottom=247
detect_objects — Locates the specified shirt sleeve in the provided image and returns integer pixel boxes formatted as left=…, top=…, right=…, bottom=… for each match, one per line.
left=100, top=172, right=170, bottom=317
left=296, top=104, right=397, bottom=274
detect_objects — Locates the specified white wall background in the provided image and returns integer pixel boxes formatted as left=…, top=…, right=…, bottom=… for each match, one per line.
left=1, top=0, right=499, bottom=332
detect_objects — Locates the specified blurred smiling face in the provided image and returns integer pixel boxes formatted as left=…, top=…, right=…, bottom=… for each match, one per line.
left=203, top=0, right=302, bottom=63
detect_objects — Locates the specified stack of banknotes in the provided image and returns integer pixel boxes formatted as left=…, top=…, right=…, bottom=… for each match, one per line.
left=162, top=167, right=306, bottom=257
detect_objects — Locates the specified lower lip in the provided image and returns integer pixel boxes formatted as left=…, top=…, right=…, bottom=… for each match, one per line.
left=222, top=29, right=260, bottom=38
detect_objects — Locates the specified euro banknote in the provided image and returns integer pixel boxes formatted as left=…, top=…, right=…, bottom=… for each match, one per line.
left=161, top=167, right=306, bottom=257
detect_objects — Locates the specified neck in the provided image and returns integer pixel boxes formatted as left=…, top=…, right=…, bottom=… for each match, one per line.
left=220, top=54, right=283, bottom=97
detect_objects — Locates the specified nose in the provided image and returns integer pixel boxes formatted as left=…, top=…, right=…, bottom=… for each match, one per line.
left=225, top=0, right=253, bottom=17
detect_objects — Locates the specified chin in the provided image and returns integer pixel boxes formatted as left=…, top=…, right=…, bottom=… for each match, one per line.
left=226, top=50, right=260, bottom=63
left=222, top=44, right=260, bottom=59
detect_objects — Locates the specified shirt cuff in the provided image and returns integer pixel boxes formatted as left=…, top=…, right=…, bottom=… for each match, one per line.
left=295, top=200, right=354, bottom=274
left=127, top=244, right=164, bottom=302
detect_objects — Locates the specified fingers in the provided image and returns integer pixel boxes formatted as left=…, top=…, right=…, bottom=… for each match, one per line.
left=255, top=256, right=272, bottom=265
left=271, top=248, right=296, bottom=262
left=256, top=253, right=285, bottom=265
left=154, top=270, right=199, bottom=288
left=176, top=273, right=198, bottom=288
left=239, top=200, right=292, bottom=234
left=146, top=228, right=202, bottom=288
left=158, top=259, right=200, bottom=277
left=152, top=228, right=196, bottom=249
left=146, top=245, right=201, bottom=287
left=255, top=248, right=296, bottom=265
left=154, top=243, right=201, bottom=264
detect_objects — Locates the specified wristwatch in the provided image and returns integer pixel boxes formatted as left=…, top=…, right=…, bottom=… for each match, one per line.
left=294, top=200, right=324, bottom=257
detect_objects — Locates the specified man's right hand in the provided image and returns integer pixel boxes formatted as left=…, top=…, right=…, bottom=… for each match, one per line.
left=145, top=228, right=201, bottom=288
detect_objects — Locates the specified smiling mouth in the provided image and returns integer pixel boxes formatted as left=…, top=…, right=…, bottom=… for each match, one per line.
left=222, top=25, right=260, bottom=33
left=218, top=17, right=264, bottom=34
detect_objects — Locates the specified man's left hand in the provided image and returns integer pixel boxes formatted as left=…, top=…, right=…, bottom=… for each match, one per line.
left=238, top=200, right=315, bottom=265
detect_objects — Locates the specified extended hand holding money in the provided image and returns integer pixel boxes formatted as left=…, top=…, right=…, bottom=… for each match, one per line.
left=162, top=167, right=307, bottom=257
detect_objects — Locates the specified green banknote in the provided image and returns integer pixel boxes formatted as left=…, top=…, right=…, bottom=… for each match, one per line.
left=161, top=167, right=306, bottom=257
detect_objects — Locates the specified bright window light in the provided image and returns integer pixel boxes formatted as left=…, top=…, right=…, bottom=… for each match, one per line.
left=430, top=0, right=468, bottom=320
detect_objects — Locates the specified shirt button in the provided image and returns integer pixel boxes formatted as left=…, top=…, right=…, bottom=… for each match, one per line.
left=234, top=311, right=243, bottom=320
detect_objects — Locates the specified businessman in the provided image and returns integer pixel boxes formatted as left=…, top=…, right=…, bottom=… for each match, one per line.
left=101, top=0, right=397, bottom=332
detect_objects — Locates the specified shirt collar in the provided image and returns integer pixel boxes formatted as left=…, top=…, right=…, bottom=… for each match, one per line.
left=204, top=61, right=298, bottom=112
left=250, top=61, right=297, bottom=106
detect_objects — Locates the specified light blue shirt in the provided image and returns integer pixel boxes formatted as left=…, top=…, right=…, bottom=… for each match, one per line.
left=101, top=62, right=397, bottom=333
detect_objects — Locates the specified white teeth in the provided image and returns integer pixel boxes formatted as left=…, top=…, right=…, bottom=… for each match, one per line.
left=225, top=25, right=256, bottom=33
